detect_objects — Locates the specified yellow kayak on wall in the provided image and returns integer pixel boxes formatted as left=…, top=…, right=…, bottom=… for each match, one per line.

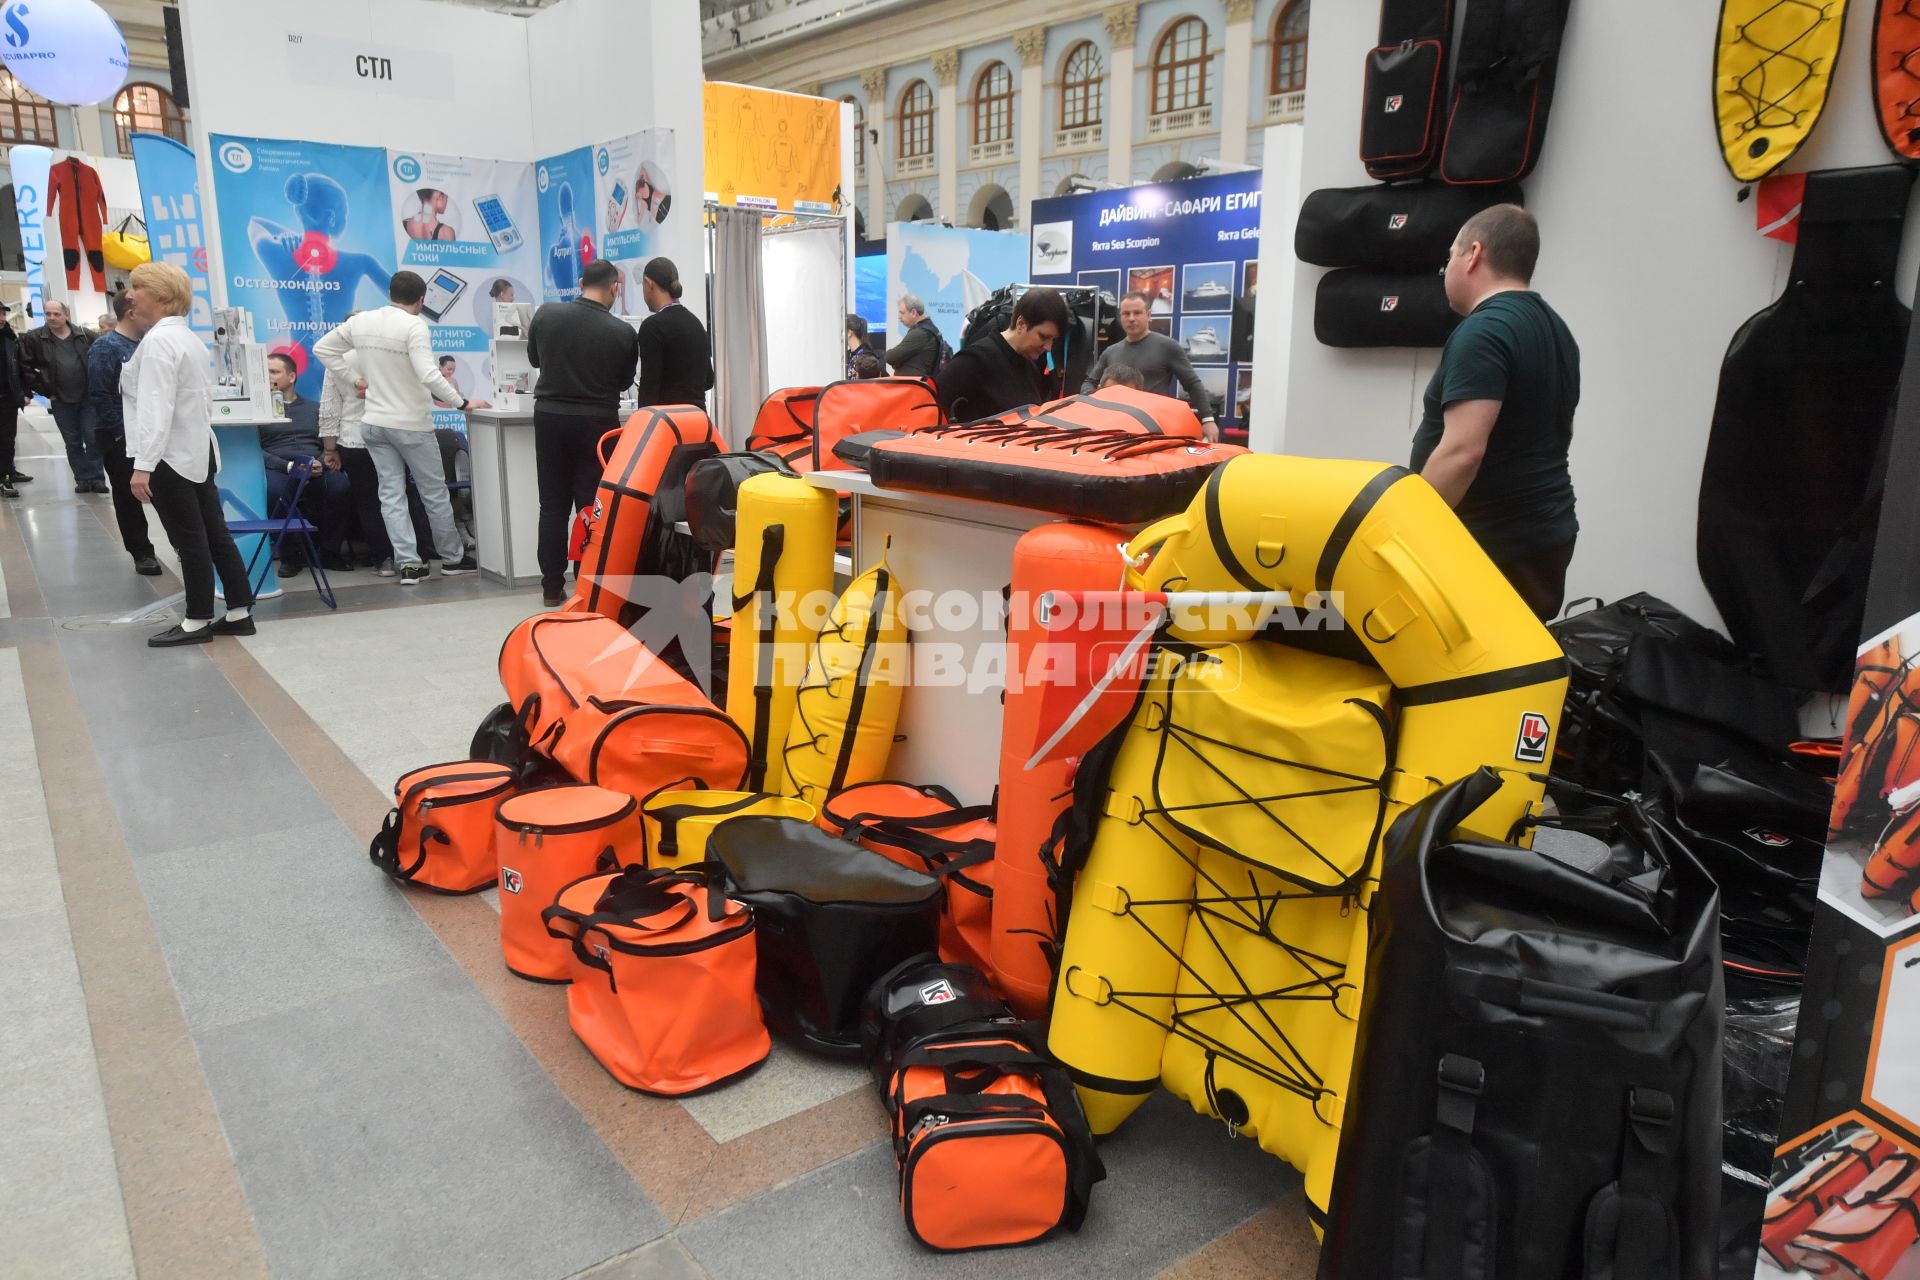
left=1716, top=0, right=1848, bottom=181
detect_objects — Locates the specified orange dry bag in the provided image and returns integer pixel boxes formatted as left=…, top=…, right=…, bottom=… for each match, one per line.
left=574, top=404, right=721, bottom=623
left=494, top=786, right=643, bottom=982
left=810, top=376, right=941, bottom=470
left=368, top=762, right=518, bottom=893
left=544, top=864, right=770, bottom=1095
left=747, top=386, right=825, bottom=470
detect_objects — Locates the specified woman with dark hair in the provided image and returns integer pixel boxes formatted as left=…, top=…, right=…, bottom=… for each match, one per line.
left=846, top=314, right=883, bottom=379
left=635, top=257, right=714, bottom=408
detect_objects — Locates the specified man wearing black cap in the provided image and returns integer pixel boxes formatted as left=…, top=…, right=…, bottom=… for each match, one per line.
left=635, top=258, right=714, bottom=409
left=0, top=302, right=30, bottom=497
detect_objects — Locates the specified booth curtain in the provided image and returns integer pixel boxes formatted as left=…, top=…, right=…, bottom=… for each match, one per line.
left=761, top=222, right=847, bottom=404
left=711, top=205, right=768, bottom=447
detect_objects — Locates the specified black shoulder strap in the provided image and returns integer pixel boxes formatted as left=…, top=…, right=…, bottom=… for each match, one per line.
left=1424, top=1053, right=1485, bottom=1280
left=1609, top=1087, right=1676, bottom=1279
left=736, top=523, right=786, bottom=791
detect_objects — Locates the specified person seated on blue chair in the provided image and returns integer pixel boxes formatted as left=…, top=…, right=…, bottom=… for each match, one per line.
left=262, top=352, right=354, bottom=578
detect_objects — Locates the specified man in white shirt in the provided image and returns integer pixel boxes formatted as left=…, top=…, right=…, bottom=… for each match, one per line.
left=313, top=271, right=489, bottom=585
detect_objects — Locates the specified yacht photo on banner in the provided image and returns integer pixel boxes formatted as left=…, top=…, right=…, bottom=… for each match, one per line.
left=209, top=134, right=395, bottom=398
left=1028, top=171, right=1262, bottom=440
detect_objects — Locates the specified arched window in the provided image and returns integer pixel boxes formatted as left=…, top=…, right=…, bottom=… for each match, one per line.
left=898, top=79, right=934, bottom=159
left=972, top=61, right=1013, bottom=145
left=1271, top=0, right=1310, bottom=96
left=1151, top=17, right=1210, bottom=115
left=1060, top=41, right=1104, bottom=130
left=114, top=82, right=188, bottom=157
left=843, top=95, right=865, bottom=170
left=0, top=70, right=56, bottom=148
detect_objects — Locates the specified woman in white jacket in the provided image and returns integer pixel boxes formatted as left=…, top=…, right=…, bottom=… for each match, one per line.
left=124, top=262, right=257, bottom=647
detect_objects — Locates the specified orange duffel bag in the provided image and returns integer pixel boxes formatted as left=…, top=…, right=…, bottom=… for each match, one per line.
left=494, top=785, right=643, bottom=982
left=823, top=782, right=997, bottom=974
left=544, top=863, right=770, bottom=1095
left=861, top=956, right=1104, bottom=1253
left=369, top=761, right=518, bottom=893
left=574, top=404, right=721, bottom=622
left=811, top=376, right=940, bottom=471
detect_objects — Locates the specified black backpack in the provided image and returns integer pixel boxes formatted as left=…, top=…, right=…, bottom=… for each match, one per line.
left=683, top=451, right=799, bottom=554
left=1319, top=770, right=1723, bottom=1280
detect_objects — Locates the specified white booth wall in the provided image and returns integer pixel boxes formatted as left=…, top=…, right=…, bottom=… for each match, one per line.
left=179, top=0, right=705, bottom=323
left=1275, top=0, right=1920, bottom=625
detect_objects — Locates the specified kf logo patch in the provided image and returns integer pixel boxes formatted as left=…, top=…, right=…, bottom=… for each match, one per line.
left=1385, top=94, right=1405, bottom=113
left=1514, top=712, right=1550, bottom=764
left=1388, top=214, right=1409, bottom=229
left=1380, top=296, right=1400, bottom=312
left=594, top=944, right=612, bottom=963
left=500, top=868, right=524, bottom=894
left=1746, top=828, right=1793, bottom=848
left=919, top=979, right=957, bottom=1005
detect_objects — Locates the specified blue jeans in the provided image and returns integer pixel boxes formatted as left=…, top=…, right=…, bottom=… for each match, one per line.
left=362, top=424, right=463, bottom=567
left=50, top=399, right=104, bottom=485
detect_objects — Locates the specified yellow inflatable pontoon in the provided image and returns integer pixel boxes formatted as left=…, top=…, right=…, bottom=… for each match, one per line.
left=1047, top=455, right=1567, bottom=1232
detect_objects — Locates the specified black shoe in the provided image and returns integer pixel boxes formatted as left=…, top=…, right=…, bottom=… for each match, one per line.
left=320, top=551, right=355, bottom=572
left=148, top=622, right=213, bottom=648
left=0, top=479, right=15, bottom=498
left=8, top=470, right=32, bottom=483
left=440, top=554, right=478, bottom=576
left=73, top=482, right=89, bottom=494
left=211, top=614, right=256, bottom=636
left=133, top=555, right=161, bottom=576
left=88, top=480, right=109, bottom=493
left=398, top=563, right=430, bottom=587
left=542, top=588, right=566, bottom=607
left=276, top=559, right=304, bottom=579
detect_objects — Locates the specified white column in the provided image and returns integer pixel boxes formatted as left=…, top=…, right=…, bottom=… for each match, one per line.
left=1105, top=4, right=1137, bottom=184
left=1015, top=26, right=1046, bottom=228
left=1220, top=0, right=1255, bottom=165
left=1248, top=123, right=1305, bottom=455
left=74, top=104, right=107, bottom=158
left=863, top=68, right=889, bottom=226
left=934, top=48, right=959, bottom=222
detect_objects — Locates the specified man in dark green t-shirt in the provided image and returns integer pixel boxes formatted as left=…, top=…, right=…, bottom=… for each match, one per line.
left=1410, top=204, right=1581, bottom=620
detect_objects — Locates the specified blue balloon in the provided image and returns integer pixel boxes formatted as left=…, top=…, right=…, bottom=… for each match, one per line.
left=1, top=0, right=128, bottom=107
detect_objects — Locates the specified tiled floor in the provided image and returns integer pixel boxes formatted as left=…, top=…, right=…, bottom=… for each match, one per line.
left=0, top=410, right=1321, bottom=1279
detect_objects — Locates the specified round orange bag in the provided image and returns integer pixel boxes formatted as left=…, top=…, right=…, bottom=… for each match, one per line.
left=495, top=785, right=642, bottom=981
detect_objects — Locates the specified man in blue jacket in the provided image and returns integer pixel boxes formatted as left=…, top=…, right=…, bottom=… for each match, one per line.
left=84, top=292, right=159, bottom=574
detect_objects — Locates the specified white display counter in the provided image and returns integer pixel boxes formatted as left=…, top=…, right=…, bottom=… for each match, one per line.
left=465, top=407, right=541, bottom=588
left=805, top=470, right=1117, bottom=806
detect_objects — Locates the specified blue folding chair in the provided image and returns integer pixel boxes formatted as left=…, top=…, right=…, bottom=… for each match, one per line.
left=231, top=457, right=337, bottom=609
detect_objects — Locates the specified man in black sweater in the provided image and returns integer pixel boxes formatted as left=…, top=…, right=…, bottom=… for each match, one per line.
left=261, top=351, right=353, bottom=575
left=528, top=257, right=642, bottom=605
left=934, top=287, right=1069, bottom=421
left=636, top=257, right=714, bottom=409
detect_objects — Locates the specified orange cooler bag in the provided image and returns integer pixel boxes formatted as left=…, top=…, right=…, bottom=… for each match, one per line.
left=642, top=788, right=818, bottom=869
left=368, top=762, right=517, bottom=893
left=544, top=865, right=770, bottom=1095
left=746, top=386, right=825, bottom=470
left=810, top=376, right=940, bottom=471
left=494, top=786, right=643, bottom=982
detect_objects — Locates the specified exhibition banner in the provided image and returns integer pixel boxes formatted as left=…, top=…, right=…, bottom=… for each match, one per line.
left=592, top=128, right=676, bottom=309
left=705, top=82, right=842, bottom=215
left=887, top=222, right=1030, bottom=353
left=128, top=133, right=214, bottom=337
left=534, top=145, right=593, bottom=302
left=1028, top=172, right=1262, bottom=438
left=209, top=134, right=395, bottom=399
left=9, top=143, right=49, bottom=323
left=855, top=245, right=887, bottom=341
left=387, top=150, right=540, bottom=420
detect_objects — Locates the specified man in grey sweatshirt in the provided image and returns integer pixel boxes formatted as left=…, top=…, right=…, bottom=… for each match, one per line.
left=1081, top=292, right=1218, bottom=439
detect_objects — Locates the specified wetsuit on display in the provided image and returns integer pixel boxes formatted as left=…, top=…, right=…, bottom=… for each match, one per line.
left=248, top=173, right=392, bottom=395
left=47, top=157, right=108, bottom=292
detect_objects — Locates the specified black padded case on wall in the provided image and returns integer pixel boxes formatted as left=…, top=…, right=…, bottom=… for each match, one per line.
left=1362, top=0, right=1456, bottom=179
left=1438, top=0, right=1575, bottom=185
left=1296, top=181, right=1525, bottom=270
left=1319, top=770, right=1724, bottom=1280
left=1314, top=270, right=1460, bottom=348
